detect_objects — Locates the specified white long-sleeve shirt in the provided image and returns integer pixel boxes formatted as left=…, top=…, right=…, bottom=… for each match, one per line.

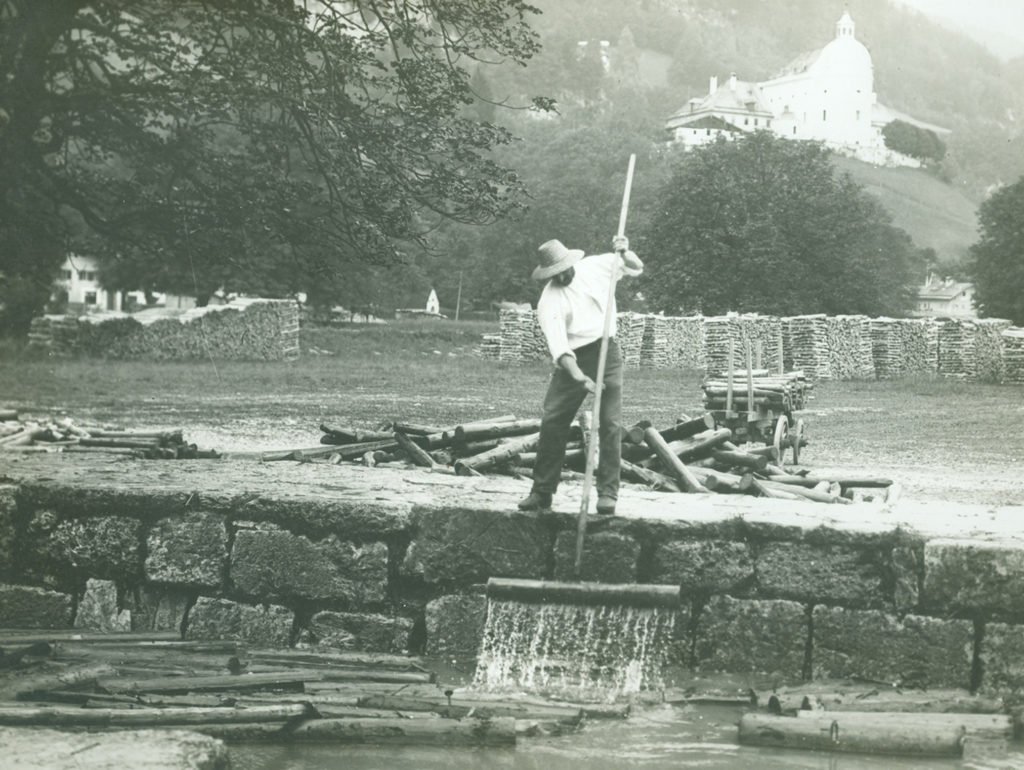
left=536, top=251, right=642, bottom=363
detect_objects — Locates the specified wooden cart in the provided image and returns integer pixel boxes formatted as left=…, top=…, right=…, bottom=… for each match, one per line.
left=701, top=340, right=810, bottom=465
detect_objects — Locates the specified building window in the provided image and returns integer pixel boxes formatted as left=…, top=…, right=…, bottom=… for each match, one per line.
left=84, top=291, right=97, bottom=305
left=822, top=110, right=827, bottom=122
left=706, top=129, right=711, bottom=136
left=792, top=126, right=797, bottom=135
left=767, top=120, right=771, bottom=127
left=744, top=118, right=749, bottom=126
left=61, top=269, right=72, bottom=280
left=856, top=110, right=861, bottom=120
left=754, top=118, right=759, bottom=126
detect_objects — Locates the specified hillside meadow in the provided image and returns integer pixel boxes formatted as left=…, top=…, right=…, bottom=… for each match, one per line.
left=1, top=320, right=1022, bottom=507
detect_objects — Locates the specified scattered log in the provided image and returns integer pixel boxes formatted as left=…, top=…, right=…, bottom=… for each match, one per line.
left=0, top=702, right=314, bottom=727
left=750, top=478, right=802, bottom=500
left=738, top=712, right=966, bottom=757
left=319, top=425, right=394, bottom=445
left=806, top=690, right=1005, bottom=715
left=0, top=631, right=180, bottom=645
left=454, top=433, right=540, bottom=476
left=759, top=480, right=850, bottom=504
left=249, top=651, right=428, bottom=672
left=393, top=431, right=436, bottom=468
left=642, top=428, right=708, bottom=494
left=516, top=446, right=583, bottom=469
left=689, top=467, right=753, bottom=493
left=659, top=413, right=716, bottom=442
left=623, top=420, right=653, bottom=444
left=620, top=460, right=681, bottom=492
left=711, top=449, right=768, bottom=472
left=452, top=419, right=543, bottom=444
left=14, top=665, right=118, bottom=700
left=391, top=422, right=444, bottom=436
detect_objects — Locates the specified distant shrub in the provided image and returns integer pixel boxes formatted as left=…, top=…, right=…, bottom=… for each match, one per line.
left=882, top=120, right=946, bottom=163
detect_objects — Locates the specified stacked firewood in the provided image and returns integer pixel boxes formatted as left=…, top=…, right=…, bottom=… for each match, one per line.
left=640, top=315, right=672, bottom=369
left=616, top=312, right=648, bottom=367
left=277, top=411, right=890, bottom=505
left=974, top=318, right=1013, bottom=382
left=701, top=371, right=813, bottom=414
left=666, top=316, right=705, bottom=370
left=0, top=629, right=621, bottom=744
left=826, top=316, right=875, bottom=380
left=1002, top=328, right=1024, bottom=384
left=497, top=309, right=546, bottom=363
left=783, top=315, right=831, bottom=380
left=0, top=409, right=214, bottom=459
left=869, top=318, right=940, bottom=378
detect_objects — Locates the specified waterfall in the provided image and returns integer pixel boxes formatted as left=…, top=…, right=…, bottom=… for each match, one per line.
left=473, top=598, right=677, bottom=701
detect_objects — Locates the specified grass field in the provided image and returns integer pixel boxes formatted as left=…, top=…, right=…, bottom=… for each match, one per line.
left=2, top=320, right=1022, bottom=506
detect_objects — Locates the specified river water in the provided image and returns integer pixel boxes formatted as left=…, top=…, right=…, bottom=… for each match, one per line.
left=229, top=700, right=1022, bottom=770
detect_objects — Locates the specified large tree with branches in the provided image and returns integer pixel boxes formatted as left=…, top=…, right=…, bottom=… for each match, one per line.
left=0, top=0, right=544, bottom=332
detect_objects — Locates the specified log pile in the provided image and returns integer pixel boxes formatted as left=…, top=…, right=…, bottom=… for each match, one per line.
left=1002, top=328, right=1024, bottom=384
left=783, top=315, right=831, bottom=380
left=935, top=318, right=1010, bottom=382
left=701, top=371, right=813, bottom=414
left=497, top=308, right=546, bottom=363
left=869, top=318, right=939, bottom=378
left=974, top=318, right=1013, bottom=383
left=640, top=314, right=673, bottom=369
left=478, top=333, right=502, bottom=360
left=666, top=316, right=705, bottom=370
left=0, top=410, right=217, bottom=459
left=617, top=312, right=648, bottom=367
left=826, top=316, right=875, bottom=380
left=0, top=630, right=627, bottom=744
left=285, top=411, right=890, bottom=506
left=704, top=315, right=783, bottom=377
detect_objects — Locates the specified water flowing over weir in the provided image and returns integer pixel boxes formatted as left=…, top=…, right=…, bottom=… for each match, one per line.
left=473, top=598, right=678, bottom=700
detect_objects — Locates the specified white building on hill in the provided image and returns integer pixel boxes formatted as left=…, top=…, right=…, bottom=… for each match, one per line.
left=911, top=275, right=976, bottom=319
left=666, top=11, right=950, bottom=166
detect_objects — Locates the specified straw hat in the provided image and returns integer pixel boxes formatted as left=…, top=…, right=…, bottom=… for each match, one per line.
left=532, top=239, right=584, bottom=281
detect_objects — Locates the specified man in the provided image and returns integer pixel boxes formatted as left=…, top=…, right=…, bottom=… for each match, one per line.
left=518, top=236, right=643, bottom=515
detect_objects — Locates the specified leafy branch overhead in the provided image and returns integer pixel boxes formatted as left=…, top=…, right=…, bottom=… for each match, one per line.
left=0, top=0, right=544, bottom=314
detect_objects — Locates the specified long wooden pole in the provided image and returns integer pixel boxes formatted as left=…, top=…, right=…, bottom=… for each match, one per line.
left=575, top=153, right=636, bottom=579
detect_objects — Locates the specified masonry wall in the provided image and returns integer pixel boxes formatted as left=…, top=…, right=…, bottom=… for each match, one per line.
left=4, top=470, right=1024, bottom=695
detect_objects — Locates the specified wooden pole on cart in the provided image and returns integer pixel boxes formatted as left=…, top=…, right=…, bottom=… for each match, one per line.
left=745, top=340, right=756, bottom=422
left=574, top=153, right=636, bottom=579
left=725, top=338, right=735, bottom=414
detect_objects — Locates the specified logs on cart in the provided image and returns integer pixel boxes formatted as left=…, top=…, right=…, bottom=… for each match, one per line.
left=280, top=411, right=893, bottom=505
left=0, top=408, right=218, bottom=459
left=0, top=629, right=629, bottom=745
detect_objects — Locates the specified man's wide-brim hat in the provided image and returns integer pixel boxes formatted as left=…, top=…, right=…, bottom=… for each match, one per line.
left=533, top=239, right=584, bottom=281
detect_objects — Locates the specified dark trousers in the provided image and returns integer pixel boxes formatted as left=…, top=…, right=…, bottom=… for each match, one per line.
left=531, top=338, right=623, bottom=500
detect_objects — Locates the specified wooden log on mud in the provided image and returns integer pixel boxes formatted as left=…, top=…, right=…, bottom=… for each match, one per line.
left=516, top=445, right=583, bottom=469
left=738, top=713, right=966, bottom=757
left=642, top=428, right=708, bottom=494
left=454, top=433, right=540, bottom=476
left=452, top=419, right=542, bottom=444
left=391, top=422, right=445, bottom=436
left=266, top=438, right=398, bottom=462
left=319, top=425, right=394, bottom=445
left=356, top=694, right=584, bottom=724
left=248, top=650, right=429, bottom=672
left=795, top=709, right=1013, bottom=740
left=806, top=691, right=1005, bottom=715
left=750, top=478, right=802, bottom=500
left=711, top=449, right=768, bottom=471
left=0, top=702, right=314, bottom=727
left=688, top=467, right=753, bottom=493
left=760, top=480, right=850, bottom=504
left=14, top=665, right=118, bottom=700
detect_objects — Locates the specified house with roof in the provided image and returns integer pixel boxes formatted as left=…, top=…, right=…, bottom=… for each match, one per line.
left=911, top=274, right=976, bottom=319
left=665, top=11, right=950, bottom=166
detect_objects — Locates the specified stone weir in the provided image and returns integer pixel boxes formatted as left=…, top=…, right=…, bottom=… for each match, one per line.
left=2, top=454, right=1024, bottom=695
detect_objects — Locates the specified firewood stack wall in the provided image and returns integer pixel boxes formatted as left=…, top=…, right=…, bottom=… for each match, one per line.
left=703, top=315, right=783, bottom=376
left=617, top=312, right=648, bottom=367
left=935, top=319, right=1011, bottom=382
left=783, top=315, right=831, bottom=380
left=972, top=319, right=1013, bottom=383
left=826, top=316, right=875, bottom=380
left=25, top=300, right=299, bottom=361
left=1002, top=328, right=1024, bottom=384
left=869, top=318, right=940, bottom=378
left=640, top=315, right=706, bottom=370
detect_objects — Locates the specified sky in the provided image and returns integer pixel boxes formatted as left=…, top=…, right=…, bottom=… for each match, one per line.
left=895, top=0, right=1024, bottom=60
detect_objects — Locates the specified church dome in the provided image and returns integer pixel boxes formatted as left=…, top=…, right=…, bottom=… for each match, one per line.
left=814, top=11, right=872, bottom=78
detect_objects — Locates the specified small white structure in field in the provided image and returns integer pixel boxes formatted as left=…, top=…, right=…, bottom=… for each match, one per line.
left=426, top=288, right=440, bottom=314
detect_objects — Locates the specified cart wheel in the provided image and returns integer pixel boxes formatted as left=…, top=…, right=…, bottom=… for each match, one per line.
left=773, top=414, right=790, bottom=466
left=792, top=418, right=805, bottom=465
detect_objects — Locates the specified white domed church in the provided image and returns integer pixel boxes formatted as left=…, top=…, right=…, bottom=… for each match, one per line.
left=665, top=12, right=949, bottom=166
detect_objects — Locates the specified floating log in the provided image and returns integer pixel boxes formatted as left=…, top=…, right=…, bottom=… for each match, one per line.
left=794, top=709, right=1012, bottom=741
left=100, top=671, right=322, bottom=694
left=295, top=715, right=516, bottom=745
left=806, top=691, right=1005, bottom=715
left=642, top=427, right=708, bottom=494
left=249, top=650, right=428, bottom=672
left=455, top=433, right=540, bottom=475
left=738, top=712, right=966, bottom=757
left=0, top=702, right=313, bottom=727
left=485, top=577, right=682, bottom=609
left=356, top=694, right=584, bottom=724
left=0, top=631, right=181, bottom=645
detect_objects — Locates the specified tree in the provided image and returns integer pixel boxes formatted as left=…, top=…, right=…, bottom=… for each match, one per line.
left=0, top=0, right=545, bottom=333
left=639, top=132, right=926, bottom=316
left=969, top=177, right=1024, bottom=324
left=882, top=120, right=946, bottom=163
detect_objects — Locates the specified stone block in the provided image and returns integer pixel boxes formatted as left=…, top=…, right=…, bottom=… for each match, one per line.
left=25, top=512, right=144, bottom=583
left=694, top=595, right=807, bottom=679
left=425, top=593, right=487, bottom=662
left=230, top=524, right=388, bottom=606
left=0, top=583, right=72, bottom=628
left=980, top=622, right=1024, bottom=693
left=75, top=579, right=131, bottom=632
left=923, top=538, right=1024, bottom=618
left=145, top=512, right=228, bottom=588
left=0, top=486, right=17, bottom=581
left=403, top=507, right=549, bottom=585
left=756, top=541, right=889, bottom=607
left=186, top=596, right=293, bottom=648
left=652, top=539, right=754, bottom=593
left=130, top=586, right=191, bottom=633
left=812, top=606, right=973, bottom=688
left=892, top=545, right=921, bottom=613
left=552, top=530, right=639, bottom=582
left=208, top=495, right=412, bottom=539
left=303, top=611, right=413, bottom=653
